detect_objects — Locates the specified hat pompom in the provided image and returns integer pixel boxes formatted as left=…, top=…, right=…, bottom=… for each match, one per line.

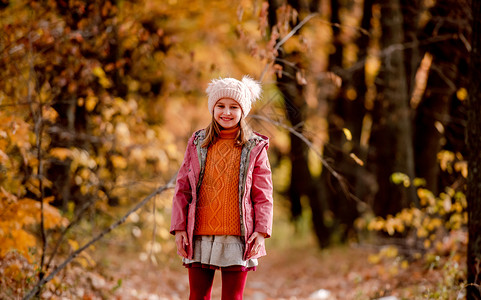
left=242, top=75, right=262, bottom=103
left=205, top=78, right=221, bottom=96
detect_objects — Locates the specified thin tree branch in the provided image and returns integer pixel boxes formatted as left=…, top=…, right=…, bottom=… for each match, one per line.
left=260, top=13, right=318, bottom=82
left=273, top=13, right=318, bottom=52
left=46, top=174, right=172, bottom=270
left=23, top=174, right=177, bottom=300
left=316, top=18, right=371, bottom=37
left=249, top=114, right=369, bottom=211
left=45, top=196, right=98, bottom=270
left=26, top=23, right=48, bottom=292
left=149, top=196, right=158, bottom=263
left=251, top=115, right=336, bottom=175
left=35, top=107, right=47, bottom=287
left=336, top=33, right=459, bottom=78
left=259, top=12, right=373, bottom=82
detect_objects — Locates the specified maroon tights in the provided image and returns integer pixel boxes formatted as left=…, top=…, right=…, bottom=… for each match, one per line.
left=188, top=268, right=248, bottom=300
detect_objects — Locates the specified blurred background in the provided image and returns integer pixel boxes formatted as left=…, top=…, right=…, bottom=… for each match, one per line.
left=0, top=0, right=473, bottom=299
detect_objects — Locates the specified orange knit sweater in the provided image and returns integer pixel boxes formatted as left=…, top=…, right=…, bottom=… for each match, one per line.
left=194, top=127, right=242, bottom=236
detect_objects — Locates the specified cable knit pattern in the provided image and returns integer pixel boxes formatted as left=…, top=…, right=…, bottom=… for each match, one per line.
left=194, top=127, right=242, bottom=236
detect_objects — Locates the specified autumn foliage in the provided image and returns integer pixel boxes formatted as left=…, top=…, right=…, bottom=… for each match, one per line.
left=0, top=0, right=268, bottom=297
left=0, top=0, right=476, bottom=298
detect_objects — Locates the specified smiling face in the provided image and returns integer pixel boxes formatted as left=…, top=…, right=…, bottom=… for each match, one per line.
left=213, top=98, right=243, bottom=129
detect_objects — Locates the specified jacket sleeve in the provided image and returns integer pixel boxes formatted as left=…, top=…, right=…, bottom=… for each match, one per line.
left=170, top=139, right=193, bottom=235
left=250, top=144, right=274, bottom=238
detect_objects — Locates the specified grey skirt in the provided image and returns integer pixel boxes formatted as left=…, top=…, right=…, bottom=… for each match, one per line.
left=183, top=235, right=258, bottom=268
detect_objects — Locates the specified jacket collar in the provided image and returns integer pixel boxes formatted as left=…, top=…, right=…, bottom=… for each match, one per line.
left=193, top=129, right=268, bottom=149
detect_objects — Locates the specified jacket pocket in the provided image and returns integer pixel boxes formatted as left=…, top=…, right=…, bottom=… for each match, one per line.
left=244, top=196, right=254, bottom=236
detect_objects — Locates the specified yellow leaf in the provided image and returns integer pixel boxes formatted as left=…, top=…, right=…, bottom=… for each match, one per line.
left=417, top=227, right=428, bottom=238
left=80, top=251, right=96, bottom=267
left=391, top=172, right=410, bottom=187
left=346, top=88, right=357, bottom=101
left=99, top=77, right=112, bottom=88
left=92, top=66, right=112, bottom=88
left=68, top=239, right=79, bottom=251
left=0, top=149, right=8, bottom=163
left=92, top=66, right=106, bottom=78
left=452, top=202, right=463, bottom=213
left=349, top=153, right=364, bottom=166
left=0, top=186, right=17, bottom=203
left=343, top=128, right=352, bottom=141
left=76, top=256, right=90, bottom=268
left=389, top=265, right=399, bottom=276
left=368, top=217, right=385, bottom=231
left=0, top=229, right=36, bottom=260
left=385, top=218, right=395, bottom=235
left=283, top=35, right=302, bottom=53
left=43, top=196, right=55, bottom=203
left=80, top=185, right=89, bottom=195
left=365, top=56, right=381, bottom=78
left=111, top=155, right=128, bottom=169
left=413, top=177, right=426, bottom=187
left=4, top=264, right=21, bottom=278
left=50, top=148, right=72, bottom=161
left=368, top=254, right=381, bottom=264
left=42, top=105, right=58, bottom=122
left=380, top=245, right=398, bottom=258
left=85, top=96, right=98, bottom=112
left=435, top=241, right=444, bottom=252
left=456, top=88, right=467, bottom=101
left=454, top=161, right=468, bottom=178
left=438, top=150, right=455, bottom=172
left=25, top=178, right=41, bottom=197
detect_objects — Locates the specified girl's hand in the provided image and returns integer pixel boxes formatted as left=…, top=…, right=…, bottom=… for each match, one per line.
left=175, top=231, right=188, bottom=258
left=247, top=232, right=266, bottom=259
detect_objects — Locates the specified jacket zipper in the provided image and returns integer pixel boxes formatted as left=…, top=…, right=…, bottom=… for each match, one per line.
left=193, top=134, right=206, bottom=201
left=238, top=139, right=258, bottom=236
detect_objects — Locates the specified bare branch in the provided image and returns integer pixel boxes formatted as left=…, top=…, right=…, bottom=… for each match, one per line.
left=250, top=114, right=369, bottom=212
left=45, top=196, right=98, bottom=270
left=260, top=13, right=318, bottom=82
left=273, top=13, right=318, bottom=52
left=336, top=33, right=459, bottom=78
left=259, top=13, right=372, bottom=82
left=316, top=18, right=371, bottom=37
left=23, top=174, right=177, bottom=300
left=26, top=22, right=48, bottom=291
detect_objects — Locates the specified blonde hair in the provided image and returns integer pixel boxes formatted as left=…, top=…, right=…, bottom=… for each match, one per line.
left=201, top=118, right=253, bottom=148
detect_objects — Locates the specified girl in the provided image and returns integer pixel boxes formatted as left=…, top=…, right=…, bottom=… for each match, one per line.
left=170, top=76, right=274, bottom=300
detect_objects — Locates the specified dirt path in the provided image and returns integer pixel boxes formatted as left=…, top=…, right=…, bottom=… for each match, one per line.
left=106, top=243, right=443, bottom=300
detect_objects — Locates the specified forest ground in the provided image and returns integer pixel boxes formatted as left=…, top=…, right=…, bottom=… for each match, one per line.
left=96, top=238, right=464, bottom=300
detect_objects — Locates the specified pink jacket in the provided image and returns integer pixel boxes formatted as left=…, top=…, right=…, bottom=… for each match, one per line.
left=170, top=129, right=274, bottom=260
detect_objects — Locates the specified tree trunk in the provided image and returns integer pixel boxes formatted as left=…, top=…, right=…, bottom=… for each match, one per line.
left=318, top=0, right=370, bottom=241
left=467, top=1, right=481, bottom=298
left=414, top=0, right=470, bottom=194
left=369, top=0, right=417, bottom=217
left=401, top=0, right=422, bottom=95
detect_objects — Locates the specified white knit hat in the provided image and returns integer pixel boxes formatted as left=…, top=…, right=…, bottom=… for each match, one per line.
left=206, top=76, right=262, bottom=116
